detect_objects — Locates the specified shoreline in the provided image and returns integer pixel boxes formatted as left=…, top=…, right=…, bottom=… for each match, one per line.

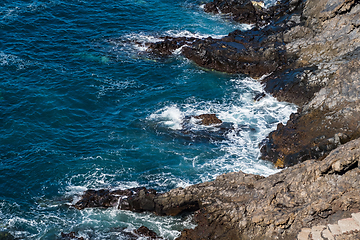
left=71, top=0, right=360, bottom=239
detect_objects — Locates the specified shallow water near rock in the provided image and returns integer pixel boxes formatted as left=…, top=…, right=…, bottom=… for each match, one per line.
left=0, top=0, right=296, bottom=239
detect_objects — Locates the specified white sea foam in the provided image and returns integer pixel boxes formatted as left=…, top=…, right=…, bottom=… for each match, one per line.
left=0, top=52, right=29, bottom=69
left=149, top=105, right=185, bottom=130
left=149, top=77, right=297, bottom=179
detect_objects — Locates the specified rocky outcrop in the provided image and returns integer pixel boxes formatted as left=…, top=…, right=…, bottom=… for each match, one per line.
left=60, top=232, right=84, bottom=240
left=133, top=226, right=163, bottom=239
left=144, top=0, right=360, bottom=167
left=165, top=138, right=360, bottom=239
left=203, top=0, right=302, bottom=26
left=145, top=36, right=197, bottom=56
left=73, top=0, right=360, bottom=239
left=74, top=138, right=360, bottom=239
left=60, top=226, right=163, bottom=240
left=146, top=0, right=360, bottom=167
left=260, top=0, right=360, bottom=167
left=73, top=187, right=158, bottom=212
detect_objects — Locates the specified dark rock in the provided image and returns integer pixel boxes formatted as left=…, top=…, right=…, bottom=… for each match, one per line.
left=181, top=27, right=293, bottom=79
left=156, top=113, right=239, bottom=143
left=125, top=188, right=157, bottom=212
left=60, top=232, right=84, bottom=240
left=193, top=114, right=222, bottom=125
left=73, top=187, right=158, bottom=212
left=159, top=138, right=360, bottom=239
left=204, top=0, right=258, bottom=25
left=73, top=189, right=120, bottom=210
left=133, top=226, right=163, bottom=239
left=261, top=66, right=321, bottom=106
left=145, top=36, right=197, bottom=56
left=253, top=91, right=266, bottom=101
left=204, top=0, right=303, bottom=26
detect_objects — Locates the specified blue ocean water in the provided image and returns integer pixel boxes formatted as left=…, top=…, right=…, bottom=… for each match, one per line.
left=0, top=0, right=297, bottom=239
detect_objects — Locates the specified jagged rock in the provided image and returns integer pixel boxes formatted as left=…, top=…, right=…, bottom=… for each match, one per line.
left=145, top=36, right=197, bottom=56
left=162, top=138, right=360, bottom=239
left=73, top=187, right=158, bottom=212
left=181, top=27, right=293, bottom=79
left=253, top=91, right=266, bottom=101
left=60, top=232, right=84, bottom=240
left=260, top=0, right=360, bottom=166
left=204, top=0, right=258, bottom=24
left=73, top=139, right=360, bottom=239
left=204, top=0, right=303, bottom=26
left=172, top=114, right=240, bottom=142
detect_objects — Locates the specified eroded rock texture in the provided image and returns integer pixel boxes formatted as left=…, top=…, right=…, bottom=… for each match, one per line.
left=170, top=138, right=360, bottom=239
left=260, top=0, right=360, bottom=167
left=74, top=139, right=360, bottom=239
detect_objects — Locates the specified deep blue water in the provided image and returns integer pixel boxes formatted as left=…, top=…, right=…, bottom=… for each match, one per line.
left=0, top=0, right=296, bottom=239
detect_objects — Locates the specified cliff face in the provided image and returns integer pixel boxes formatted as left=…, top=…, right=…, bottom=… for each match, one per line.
left=261, top=0, right=360, bottom=167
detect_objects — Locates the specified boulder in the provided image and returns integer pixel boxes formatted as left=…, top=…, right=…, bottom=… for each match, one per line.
left=133, top=226, right=163, bottom=239
left=193, top=114, right=222, bottom=125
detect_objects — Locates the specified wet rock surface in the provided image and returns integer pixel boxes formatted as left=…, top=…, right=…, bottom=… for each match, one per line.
left=133, top=226, right=163, bottom=239
left=145, top=36, right=197, bottom=56
left=60, top=226, right=163, bottom=240
left=73, top=187, right=158, bottom=212
left=164, top=113, right=244, bottom=143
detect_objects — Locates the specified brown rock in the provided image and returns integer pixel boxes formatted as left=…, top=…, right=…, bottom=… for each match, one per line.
left=193, top=114, right=222, bottom=125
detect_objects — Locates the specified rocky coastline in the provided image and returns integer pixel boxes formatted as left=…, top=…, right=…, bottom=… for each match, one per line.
left=71, top=0, right=360, bottom=239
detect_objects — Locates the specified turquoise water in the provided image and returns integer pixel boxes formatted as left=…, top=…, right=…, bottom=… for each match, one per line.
left=0, top=0, right=296, bottom=239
